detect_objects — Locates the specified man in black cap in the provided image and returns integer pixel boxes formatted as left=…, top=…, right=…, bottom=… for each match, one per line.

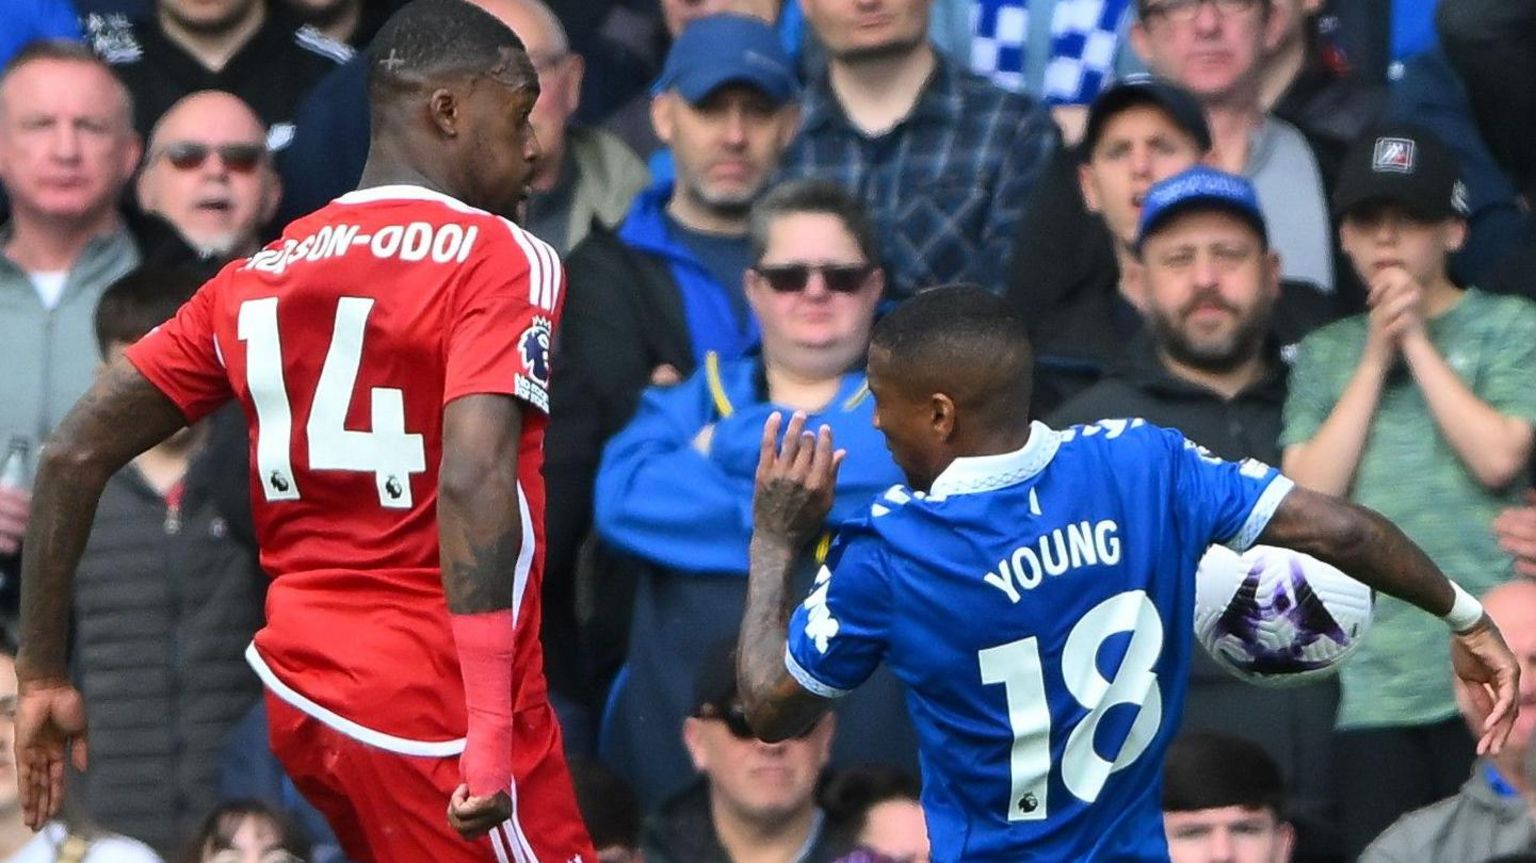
left=1008, top=74, right=1331, bottom=416
left=642, top=644, right=848, bottom=863
left=1282, top=124, right=1536, bottom=858
left=1050, top=165, right=1341, bottom=863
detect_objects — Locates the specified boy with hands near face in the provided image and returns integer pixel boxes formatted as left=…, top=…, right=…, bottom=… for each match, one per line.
left=1281, top=124, right=1536, bottom=857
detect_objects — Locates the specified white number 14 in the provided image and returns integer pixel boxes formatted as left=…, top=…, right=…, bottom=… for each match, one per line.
left=238, top=297, right=426, bottom=508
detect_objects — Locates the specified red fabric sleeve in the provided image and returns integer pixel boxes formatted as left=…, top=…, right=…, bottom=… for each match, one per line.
left=122, top=274, right=234, bottom=423
left=442, top=219, right=564, bottom=414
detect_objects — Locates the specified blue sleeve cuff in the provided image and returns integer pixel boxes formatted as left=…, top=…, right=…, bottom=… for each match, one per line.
left=784, top=645, right=850, bottom=699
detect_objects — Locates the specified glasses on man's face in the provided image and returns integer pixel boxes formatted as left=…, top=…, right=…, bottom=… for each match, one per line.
left=1142, top=0, right=1261, bottom=24
left=694, top=703, right=819, bottom=741
left=158, top=141, right=266, bottom=174
left=753, top=262, right=875, bottom=294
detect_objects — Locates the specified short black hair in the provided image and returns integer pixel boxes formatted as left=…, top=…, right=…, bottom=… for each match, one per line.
left=94, top=266, right=204, bottom=356
left=869, top=284, right=1033, bottom=425
left=748, top=179, right=881, bottom=267
left=367, top=0, right=532, bottom=99
left=820, top=764, right=921, bottom=832
left=1162, top=732, right=1288, bottom=817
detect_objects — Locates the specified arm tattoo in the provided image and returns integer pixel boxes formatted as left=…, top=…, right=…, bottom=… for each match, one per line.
left=18, top=361, right=191, bottom=681
left=438, top=395, right=523, bottom=615
left=738, top=534, right=831, bottom=741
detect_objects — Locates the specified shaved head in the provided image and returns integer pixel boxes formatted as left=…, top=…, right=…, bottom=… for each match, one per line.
left=368, top=0, right=538, bottom=106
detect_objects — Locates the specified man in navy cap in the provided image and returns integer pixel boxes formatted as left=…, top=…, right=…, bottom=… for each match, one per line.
left=1009, top=75, right=1332, bottom=417
left=1052, top=164, right=1344, bottom=862
left=544, top=11, right=802, bottom=739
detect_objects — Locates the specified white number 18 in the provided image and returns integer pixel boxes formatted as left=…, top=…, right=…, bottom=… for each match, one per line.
left=978, top=590, right=1165, bottom=821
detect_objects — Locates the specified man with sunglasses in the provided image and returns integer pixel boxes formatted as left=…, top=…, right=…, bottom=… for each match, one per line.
left=136, top=90, right=282, bottom=266
left=544, top=11, right=801, bottom=736
left=593, top=179, right=917, bottom=810
left=643, top=643, right=849, bottom=863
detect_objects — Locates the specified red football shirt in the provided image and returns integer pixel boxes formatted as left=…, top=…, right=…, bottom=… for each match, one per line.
left=126, top=185, right=563, bottom=752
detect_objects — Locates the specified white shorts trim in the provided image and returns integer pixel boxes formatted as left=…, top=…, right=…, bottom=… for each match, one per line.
left=246, top=643, right=467, bottom=756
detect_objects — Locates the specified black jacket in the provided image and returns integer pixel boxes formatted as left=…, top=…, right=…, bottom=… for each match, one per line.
left=1046, top=336, right=1343, bottom=862
left=544, top=219, right=696, bottom=702
left=642, top=781, right=851, bottom=863
left=1047, top=331, right=1289, bottom=464
left=1006, top=151, right=1339, bottom=419
left=92, top=9, right=348, bottom=138
left=72, top=423, right=266, bottom=856
left=1272, top=38, right=1387, bottom=172
left=1438, top=0, right=1536, bottom=198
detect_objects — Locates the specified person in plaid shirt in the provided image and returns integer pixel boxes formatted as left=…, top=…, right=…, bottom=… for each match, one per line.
left=783, top=0, right=1061, bottom=299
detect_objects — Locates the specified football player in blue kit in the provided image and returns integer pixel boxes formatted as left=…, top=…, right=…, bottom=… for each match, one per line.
left=736, top=281, right=1520, bottom=862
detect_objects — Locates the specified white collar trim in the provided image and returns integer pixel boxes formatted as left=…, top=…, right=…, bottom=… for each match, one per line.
left=928, top=421, right=1061, bottom=498
left=333, top=184, right=486, bottom=214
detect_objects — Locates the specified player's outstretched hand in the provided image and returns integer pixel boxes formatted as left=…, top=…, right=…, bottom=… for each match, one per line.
left=1451, top=614, right=1522, bottom=756
left=15, top=680, right=88, bottom=830
left=754, top=412, right=846, bottom=550
left=447, top=783, right=513, bottom=840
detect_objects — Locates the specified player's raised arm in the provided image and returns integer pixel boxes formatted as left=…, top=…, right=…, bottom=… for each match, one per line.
left=16, top=359, right=191, bottom=829
left=1257, top=485, right=1520, bottom=756
left=438, top=393, right=524, bottom=838
left=738, top=412, right=846, bottom=742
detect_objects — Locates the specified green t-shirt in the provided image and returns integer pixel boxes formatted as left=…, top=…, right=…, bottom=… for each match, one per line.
left=1280, top=288, right=1536, bottom=729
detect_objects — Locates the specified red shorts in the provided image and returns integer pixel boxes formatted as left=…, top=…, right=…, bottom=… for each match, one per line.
left=265, top=691, right=595, bottom=863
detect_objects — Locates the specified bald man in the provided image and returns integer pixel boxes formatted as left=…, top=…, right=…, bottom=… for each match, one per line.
left=15, top=1, right=595, bottom=860
left=1363, top=579, right=1536, bottom=862
left=278, top=0, right=648, bottom=250
left=494, top=0, right=648, bottom=254
left=137, top=90, right=282, bottom=262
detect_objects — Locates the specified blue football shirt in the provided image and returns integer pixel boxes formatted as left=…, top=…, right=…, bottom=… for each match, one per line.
left=786, top=419, right=1293, bottom=862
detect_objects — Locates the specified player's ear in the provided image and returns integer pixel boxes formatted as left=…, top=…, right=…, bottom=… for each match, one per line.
left=931, top=393, right=956, bottom=441
left=428, top=88, right=461, bottom=137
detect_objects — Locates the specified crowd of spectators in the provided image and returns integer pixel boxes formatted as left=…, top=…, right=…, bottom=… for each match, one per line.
left=1, top=0, right=1535, bottom=861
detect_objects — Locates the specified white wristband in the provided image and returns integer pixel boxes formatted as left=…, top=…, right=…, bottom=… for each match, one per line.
left=1444, top=582, right=1485, bottom=633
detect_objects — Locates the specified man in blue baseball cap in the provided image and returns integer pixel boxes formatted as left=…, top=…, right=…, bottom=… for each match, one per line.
left=546, top=12, right=803, bottom=742
left=1051, top=165, right=1346, bottom=862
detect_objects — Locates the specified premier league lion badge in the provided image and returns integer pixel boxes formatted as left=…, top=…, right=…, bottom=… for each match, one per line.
left=515, top=316, right=553, bottom=411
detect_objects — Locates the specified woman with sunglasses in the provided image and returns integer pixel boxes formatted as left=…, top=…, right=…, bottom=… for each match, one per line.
left=594, top=179, right=921, bottom=809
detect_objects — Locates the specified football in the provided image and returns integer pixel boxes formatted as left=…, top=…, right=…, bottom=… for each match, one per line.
left=1194, top=544, right=1375, bottom=687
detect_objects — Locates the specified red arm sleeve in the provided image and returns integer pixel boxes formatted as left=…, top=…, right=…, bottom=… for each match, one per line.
left=442, top=218, right=565, bottom=413
left=122, top=273, right=234, bottom=423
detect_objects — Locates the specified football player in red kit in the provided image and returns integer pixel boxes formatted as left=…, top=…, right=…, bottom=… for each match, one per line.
left=11, top=2, right=596, bottom=861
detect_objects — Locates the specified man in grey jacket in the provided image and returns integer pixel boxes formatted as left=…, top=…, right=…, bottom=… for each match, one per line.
left=0, top=41, right=142, bottom=556
left=1362, top=579, right=1536, bottom=862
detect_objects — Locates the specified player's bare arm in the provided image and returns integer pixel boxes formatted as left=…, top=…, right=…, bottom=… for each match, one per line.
left=439, top=393, right=524, bottom=839
left=15, top=359, right=190, bottom=829
left=440, top=394, right=525, bottom=615
left=1258, top=485, right=1520, bottom=756
left=738, top=412, right=846, bottom=743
